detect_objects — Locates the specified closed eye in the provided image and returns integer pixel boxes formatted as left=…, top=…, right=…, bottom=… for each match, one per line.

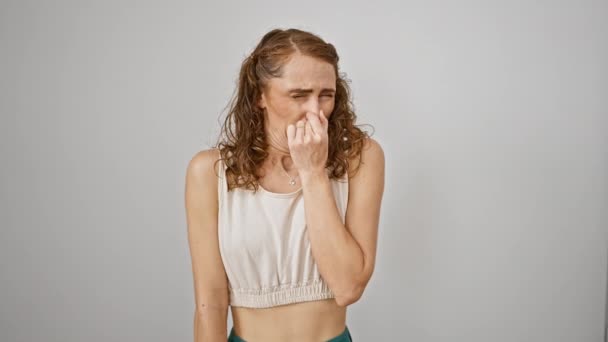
left=292, top=94, right=334, bottom=99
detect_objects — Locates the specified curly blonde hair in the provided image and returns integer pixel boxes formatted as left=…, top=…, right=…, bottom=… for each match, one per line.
left=213, top=28, right=373, bottom=192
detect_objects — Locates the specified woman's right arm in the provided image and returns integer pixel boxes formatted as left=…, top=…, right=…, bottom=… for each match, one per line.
left=185, top=149, right=229, bottom=342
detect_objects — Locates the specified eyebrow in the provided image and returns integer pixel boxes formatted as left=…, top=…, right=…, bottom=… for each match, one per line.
left=287, top=88, right=336, bottom=94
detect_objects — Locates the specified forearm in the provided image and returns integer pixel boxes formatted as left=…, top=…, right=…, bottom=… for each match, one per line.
left=194, top=305, right=228, bottom=342
left=300, top=170, right=365, bottom=302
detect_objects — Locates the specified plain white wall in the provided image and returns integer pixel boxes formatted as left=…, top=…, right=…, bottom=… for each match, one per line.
left=1, top=0, right=606, bottom=341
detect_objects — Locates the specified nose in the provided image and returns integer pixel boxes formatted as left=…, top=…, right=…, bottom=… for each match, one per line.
left=303, top=98, right=320, bottom=116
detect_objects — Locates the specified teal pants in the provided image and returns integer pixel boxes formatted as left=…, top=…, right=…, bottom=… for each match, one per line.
left=228, top=325, right=352, bottom=341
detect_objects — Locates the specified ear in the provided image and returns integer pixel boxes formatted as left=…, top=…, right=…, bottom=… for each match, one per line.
left=257, top=92, right=267, bottom=111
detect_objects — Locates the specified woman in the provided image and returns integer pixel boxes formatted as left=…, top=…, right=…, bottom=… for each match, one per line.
left=185, top=28, right=385, bottom=342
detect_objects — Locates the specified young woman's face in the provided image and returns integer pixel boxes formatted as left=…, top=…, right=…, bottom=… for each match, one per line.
left=258, top=54, right=336, bottom=127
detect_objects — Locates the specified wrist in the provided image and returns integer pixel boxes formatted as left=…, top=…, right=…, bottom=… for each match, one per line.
left=299, top=168, right=328, bottom=186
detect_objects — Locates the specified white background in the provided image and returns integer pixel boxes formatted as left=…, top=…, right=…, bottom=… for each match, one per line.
left=1, top=0, right=606, bottom=341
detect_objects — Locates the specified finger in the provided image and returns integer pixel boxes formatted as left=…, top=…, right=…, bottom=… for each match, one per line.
left=295, top=120, right=305, bottom=143
left=287, top=123, right=296, bottom=144
left=304, top=120, right=313, bottom=142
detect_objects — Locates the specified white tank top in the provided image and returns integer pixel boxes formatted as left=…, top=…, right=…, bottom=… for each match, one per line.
left=217, top=156, right=349, bottom=308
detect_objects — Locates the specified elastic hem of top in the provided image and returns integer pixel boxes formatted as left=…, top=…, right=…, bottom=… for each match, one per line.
left=229, top=279, right=335, bottom=308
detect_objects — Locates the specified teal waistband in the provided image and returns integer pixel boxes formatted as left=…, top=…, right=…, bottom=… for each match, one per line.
left=228, top=325, right=352, bottom=342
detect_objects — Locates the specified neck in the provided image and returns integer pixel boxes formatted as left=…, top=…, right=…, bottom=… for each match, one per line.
left=263, top=115, right=301, bottom=176
left=265, top=123, right=289, bottom=151
left=266, top=148, right=296, bottom=173
left=264, top=139, right=296, bottom=175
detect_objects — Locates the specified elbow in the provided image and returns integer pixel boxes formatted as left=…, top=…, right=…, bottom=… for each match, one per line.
left=334, top=268, right=373, bottom=307
left=334, top=284, right=364, bottom=307
left=334, top=295, right=356, bottom=307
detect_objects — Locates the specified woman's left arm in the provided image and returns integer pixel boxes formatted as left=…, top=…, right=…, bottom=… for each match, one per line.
left=300, top=137, right=385, bottom=307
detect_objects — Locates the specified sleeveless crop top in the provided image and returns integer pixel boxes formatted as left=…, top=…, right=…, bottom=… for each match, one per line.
left=216, top=156, right=349, bottom=308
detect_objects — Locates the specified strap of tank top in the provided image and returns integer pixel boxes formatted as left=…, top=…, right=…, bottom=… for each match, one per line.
left=216, top=151, right=225, bottom=209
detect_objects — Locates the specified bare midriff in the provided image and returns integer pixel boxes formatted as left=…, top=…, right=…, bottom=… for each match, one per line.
left=231, top=298, right=347, bottom=342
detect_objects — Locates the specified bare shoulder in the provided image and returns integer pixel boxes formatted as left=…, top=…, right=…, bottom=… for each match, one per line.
left=361, top=137, right=385, bottom=164
left=186, top=148, right=221, bottom=182
left=185, top=147, right=222, bottom=213
left=186, top=148, right=220, bottom=189
left=348, top=137, right=385, bottom=178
